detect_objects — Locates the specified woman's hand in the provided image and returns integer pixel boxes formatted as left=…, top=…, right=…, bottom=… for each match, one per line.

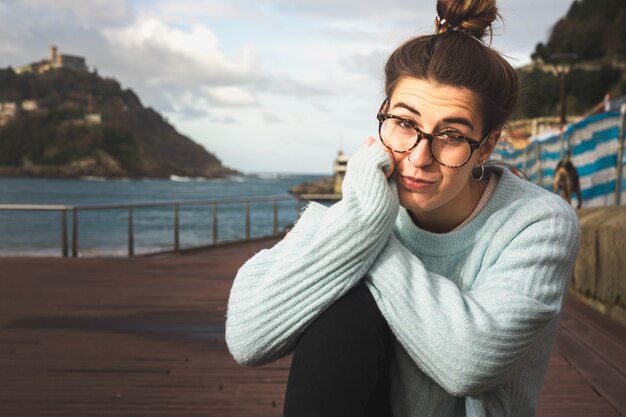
left=362, top=136, right=396, bottom=178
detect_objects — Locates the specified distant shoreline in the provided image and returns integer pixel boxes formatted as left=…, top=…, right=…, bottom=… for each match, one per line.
left=0, top=174, right=243, bottom=182
left=0, top=172, right=328, bottom=182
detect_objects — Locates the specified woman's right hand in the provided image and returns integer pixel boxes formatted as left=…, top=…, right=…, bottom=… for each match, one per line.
left=362, top=136, right=396, bottom=178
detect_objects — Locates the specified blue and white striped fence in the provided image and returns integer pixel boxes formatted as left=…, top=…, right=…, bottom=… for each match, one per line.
left=493, top=109, right=626, bottom=208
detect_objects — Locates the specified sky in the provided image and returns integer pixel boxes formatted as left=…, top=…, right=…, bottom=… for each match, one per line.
left=0, top=0, right=573, bottom=174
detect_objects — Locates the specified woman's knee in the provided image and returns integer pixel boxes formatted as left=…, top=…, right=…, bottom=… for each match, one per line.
left=297, top=283, right=392, bottom=361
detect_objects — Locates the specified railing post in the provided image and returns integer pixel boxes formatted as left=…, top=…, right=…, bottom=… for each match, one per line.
left=212, top=203, right=218, bottom=244
left=61, top=209, right=68, bottom=258
left=174, top=204, right=180, bottom=253
left=523, top=146, right=528, bottom=174
left=245, top=201, right=251, bottom=241
left=559, top=127, right=566, bottom=160
left=272, top=199, right=278, bottom=235
left=615, top=105, right=626, bottom=206
left=128, top=207, right=134, bottom=257
left=537, top=142, right=543, bottom=187
left=71, top=208, right=78, bottom=257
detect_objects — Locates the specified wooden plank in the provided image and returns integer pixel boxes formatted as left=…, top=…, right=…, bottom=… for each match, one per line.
left=559, top=296, right=626, bottom=375
left=536, top=345, right=619, bottom=417
left=553, top=296, right=626, bottom=416
left=556, top=326, right=626, bottom=415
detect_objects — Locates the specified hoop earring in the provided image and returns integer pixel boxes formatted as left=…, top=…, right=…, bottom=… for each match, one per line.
left=472, top=161, right=485, bottom=181
left=408, top=154, right=412, bottom=162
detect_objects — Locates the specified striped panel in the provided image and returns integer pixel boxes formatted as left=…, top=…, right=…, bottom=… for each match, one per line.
left=496, top=112, right=624, bottom=207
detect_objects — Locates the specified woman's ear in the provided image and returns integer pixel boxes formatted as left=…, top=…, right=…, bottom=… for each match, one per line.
left=479, top=131, right=501, bottom=161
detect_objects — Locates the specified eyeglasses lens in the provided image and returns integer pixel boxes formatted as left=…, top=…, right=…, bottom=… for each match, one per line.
left=380, top=118, right=471, bottom=167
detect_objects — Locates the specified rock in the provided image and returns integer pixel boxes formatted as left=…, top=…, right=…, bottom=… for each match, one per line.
left=289, top=177, right=335, bottom=195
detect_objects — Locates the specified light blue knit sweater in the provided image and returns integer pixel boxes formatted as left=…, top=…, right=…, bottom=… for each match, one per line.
left=226, top=144, right=580, bottom=417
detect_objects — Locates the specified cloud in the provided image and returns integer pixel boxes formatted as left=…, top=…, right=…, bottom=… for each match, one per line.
left=261, top=112, right=283, bottom=123
left=151, top=0, right=260, bottom=22
left=0, top=2, right=111, bottom=65
left=0, top=2, right=261, bottom=96
left=18, top=0, right=134, bottom=26
left=255, top=75, right=330, bottom=97
left=103, top=17, right=258, bottom=85
left=99, top=15, right=266, bottom=115
left=495, top=0, right=573, bottom=66
left=342, top=49, right=389, bottom=80
left=159, top=91, right=211, bottom=119
left=252, top=0, right=428, bottom=20
left=318, top=27, right=382, bottom=42
left=210, top=115, right=238, bottom=124
left=203, top=86, right=258, bottom=107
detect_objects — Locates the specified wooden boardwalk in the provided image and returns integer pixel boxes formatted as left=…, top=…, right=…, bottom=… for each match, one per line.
left=1, top=237, right=625, bottom=416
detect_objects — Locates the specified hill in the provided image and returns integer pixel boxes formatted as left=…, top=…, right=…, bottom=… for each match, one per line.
left=514, top=0, right=626, bottom=120
left=531, top=0, right=626, bottom=63
left=0, top=67, right=235, bottom=179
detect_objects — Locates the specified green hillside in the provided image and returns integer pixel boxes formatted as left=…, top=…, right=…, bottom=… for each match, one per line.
left=0, top=67, right=234, bottom=179
left=515, top=0, right=626, bottom=120
left=532, top=0, right=626, bottom=62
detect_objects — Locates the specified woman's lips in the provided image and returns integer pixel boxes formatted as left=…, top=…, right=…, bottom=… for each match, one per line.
left=399, top=175, right=437, bottom=191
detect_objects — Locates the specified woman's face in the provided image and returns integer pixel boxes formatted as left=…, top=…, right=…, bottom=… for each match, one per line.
left=386, top=77, right=498, bottom=232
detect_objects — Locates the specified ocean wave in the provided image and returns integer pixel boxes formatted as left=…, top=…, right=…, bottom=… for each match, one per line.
left=80, top=176, right=107, bottom=181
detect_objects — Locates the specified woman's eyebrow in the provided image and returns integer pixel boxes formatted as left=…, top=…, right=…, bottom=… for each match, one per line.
left=392, top=102, right=420, bottom=116
left=392, top=102, right=475, bottom=131
left=441, top=117, right=474, bottom=130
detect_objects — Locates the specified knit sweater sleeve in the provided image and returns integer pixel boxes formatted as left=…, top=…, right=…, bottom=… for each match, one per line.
left=225, top=144, right=399, bottom=366
left=364, top=197, right=580, bottom=397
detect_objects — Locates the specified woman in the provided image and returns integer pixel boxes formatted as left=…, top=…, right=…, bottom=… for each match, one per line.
left=226, top=0, right=580, bottom=416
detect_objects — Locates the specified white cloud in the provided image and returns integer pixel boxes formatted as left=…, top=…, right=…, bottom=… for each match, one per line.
left=251, top=0, right=429, bottom=19
left=342, top=49, right=389, bottom=79
left=255, top=75, right=330, bottom=97
left=19, top=0, right=134, bottom=25
left=97, top=15, right=266, bottom=113
left=151, top=0, right=259, bottom=21
left=204, top=86, right=258, bottom=107
left=210, top=115, right=238, bottom=124
left=261, top=112, right=283, bottom=124
left=103, top=17, right=258, bottom=85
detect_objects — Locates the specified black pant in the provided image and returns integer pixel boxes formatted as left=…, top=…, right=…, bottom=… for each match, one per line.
left=283, top=283, right=393, bottom=417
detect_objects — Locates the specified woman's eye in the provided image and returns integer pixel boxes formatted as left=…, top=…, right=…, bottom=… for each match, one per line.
left=397, top=120, right=414, bottom=130
left=436, top=130, right=466, bottom=143
left=438, top=130, right=463, bottom=138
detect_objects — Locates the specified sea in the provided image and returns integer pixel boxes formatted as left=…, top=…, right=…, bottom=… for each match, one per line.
left=0, top=174, right=326, bottom=257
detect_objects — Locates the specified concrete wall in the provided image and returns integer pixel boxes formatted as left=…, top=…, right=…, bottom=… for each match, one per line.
left=573, top=207, right=626, bottom=325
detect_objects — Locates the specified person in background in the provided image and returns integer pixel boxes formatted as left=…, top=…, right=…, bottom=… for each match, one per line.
left=553, top=154, right=583, bottom=209
left=226, top=0, right=581, bottom=416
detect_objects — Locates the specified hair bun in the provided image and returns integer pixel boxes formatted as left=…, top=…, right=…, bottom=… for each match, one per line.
left=435, top=0, right=499, bottom=40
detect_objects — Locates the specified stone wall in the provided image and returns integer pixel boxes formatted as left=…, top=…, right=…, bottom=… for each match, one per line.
left=573, top=207, right=626, bottom=325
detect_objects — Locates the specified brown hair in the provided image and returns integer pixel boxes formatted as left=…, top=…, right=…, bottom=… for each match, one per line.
left=384, top=0, right=518, bottom=137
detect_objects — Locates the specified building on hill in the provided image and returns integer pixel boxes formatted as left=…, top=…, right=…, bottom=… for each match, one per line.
left=0, top=100, right=44, bottom=125
left=0, top=102, right=18, bottom=126
left=85, top=113, right=102, bottom=125
left=21, top=100, right=38, bottom=111
left=16, top=45, right=87, bottom=74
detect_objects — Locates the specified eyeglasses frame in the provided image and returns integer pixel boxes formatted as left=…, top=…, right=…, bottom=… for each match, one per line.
left=376, top=98, right=490, bottom=168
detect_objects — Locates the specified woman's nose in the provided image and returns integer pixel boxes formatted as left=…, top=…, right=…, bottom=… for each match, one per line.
left=407, top=138, right=433, bottom=167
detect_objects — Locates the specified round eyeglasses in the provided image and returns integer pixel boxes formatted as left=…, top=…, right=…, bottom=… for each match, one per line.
left=376, top=99, right=489, bottom=168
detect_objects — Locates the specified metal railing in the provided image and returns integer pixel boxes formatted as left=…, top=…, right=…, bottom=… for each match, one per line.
left=0, top=195, right=302, bottom=257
